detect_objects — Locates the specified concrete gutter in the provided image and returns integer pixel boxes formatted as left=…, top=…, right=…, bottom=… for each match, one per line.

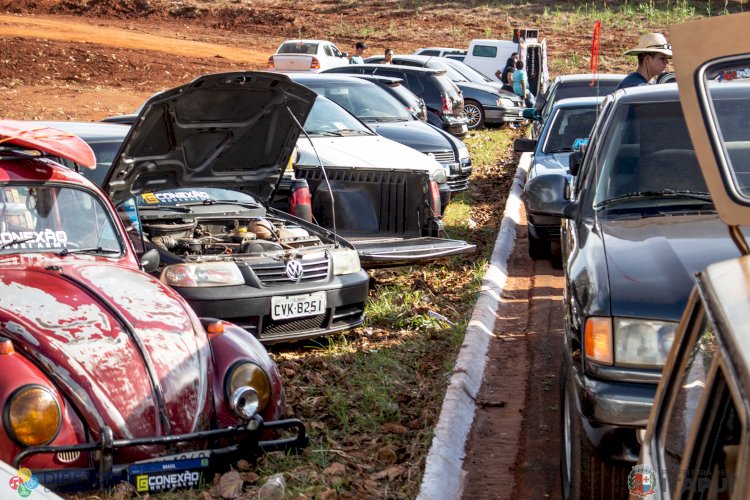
left=417, top=152, right=531, bottom=500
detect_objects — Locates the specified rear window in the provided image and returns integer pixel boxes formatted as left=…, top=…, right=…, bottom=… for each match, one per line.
left=278, top=42, right=318, bottom=55
left=432, top=73, right=461, bottom=100
left=471, top=45, right=497, bottom=58
left=420, top=50, right=440, bottom=56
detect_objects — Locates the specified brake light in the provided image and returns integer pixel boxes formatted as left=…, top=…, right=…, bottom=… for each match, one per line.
left=441, top=94, right=453, bottom=114
left=429, top=180, right=442, bottom=216
left=267, top=55, right=274, bottom=69
left=290, top=179, right=313, bottom=222
left=310, top=57, right=321, bottom=70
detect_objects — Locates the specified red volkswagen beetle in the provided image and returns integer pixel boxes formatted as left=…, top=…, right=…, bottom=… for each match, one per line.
left=0, top=75, right=311, bottom=495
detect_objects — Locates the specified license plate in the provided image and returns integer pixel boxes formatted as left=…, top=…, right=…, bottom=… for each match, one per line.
left=129, top=457, right=209, bottom=493
left=271, top=291, right=326, bottom=320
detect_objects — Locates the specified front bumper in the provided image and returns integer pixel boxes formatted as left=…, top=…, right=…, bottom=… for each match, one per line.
left=443, top=116, right=468, bottom=137
left=17, top=416, right=307, bottom=493
left=571, top=363, right=656, bottom=463
left=177, top=270, right=369, bottom=344
left=486, top=106, right=525, bottom=123
left=441, top=161, right=472, bottom=192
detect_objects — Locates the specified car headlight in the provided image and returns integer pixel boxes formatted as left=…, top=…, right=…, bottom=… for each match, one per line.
left=499, top=98, right=515, bottom=108
left=5, top=386, right=61, bottom=446
left=225, top=362, right=271, bottom=413
left=614, top=318, right=677, bottom=368
left=457, top=145, right=470, bottom=161
left=161, top=262, right=244, bottom=287
left=330, top=247, right=361, bottom=276
left=432, top=168, right=448, bottom=184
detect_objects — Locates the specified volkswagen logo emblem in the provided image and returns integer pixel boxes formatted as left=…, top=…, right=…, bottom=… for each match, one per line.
left=285, top=260, right=304, bottom=281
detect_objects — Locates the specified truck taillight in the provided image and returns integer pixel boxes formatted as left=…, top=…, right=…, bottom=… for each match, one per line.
left=267, top=55, right=275, bottom=69
left=310, top=57, right=321, bottom=70
left=429, top=180, right=442, bottom=216
left=441, top=94, right=453, bottom=114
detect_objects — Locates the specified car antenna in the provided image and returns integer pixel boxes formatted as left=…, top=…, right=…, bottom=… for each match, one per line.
left=285, top=106, right=340, bottom=247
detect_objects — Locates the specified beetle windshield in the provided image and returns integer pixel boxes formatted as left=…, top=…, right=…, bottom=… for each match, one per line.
left=0, top=185, right=123, bottom=255
left=542, top=106, right=599, bottom=154
left=593, top=101, right=711, bottom=210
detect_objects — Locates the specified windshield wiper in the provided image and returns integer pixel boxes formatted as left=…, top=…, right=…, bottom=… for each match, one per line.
left=545, top=147, right=574, bottom=153
left=337, top=129, right=372, bottom=136
left=137, top=205, right=192, bottom=213
left=177, top=199, right=261, bottom=209
left=0, top=237, right=34, bottom=249
left=595, top=190, right=712, bottom=209
left=59, top=247, right=121, bottom=256
left=364, top=117, right=404, bottom=122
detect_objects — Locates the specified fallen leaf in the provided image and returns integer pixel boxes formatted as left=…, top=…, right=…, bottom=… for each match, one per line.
left=240, top=471, right=259, bottom=483
left=380, top=422, right=408, bottom=435
left=323, top=462, right=346, bottom=476
left=317, top=489, right=338, bottom=500
left=217, top=470, right=243, bottom=499
left=235, top=459, right=252, bottom=472
left=376, top=446, right=397, bottom=465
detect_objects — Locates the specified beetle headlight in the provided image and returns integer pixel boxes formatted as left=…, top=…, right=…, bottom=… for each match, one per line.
left=225, top=362, right=271, bottom=413
left=432, top=169, right=448, bottom=184
left=330, top=248, right=361, bottom=276
left=5, top=386, right=61, bottom=446
left=161, top=262, right=244, bottom=287
left=614, top=318, right=677, bottom=368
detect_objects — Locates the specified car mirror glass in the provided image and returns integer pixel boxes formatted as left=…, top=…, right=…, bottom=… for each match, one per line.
left=514, top=138, right=537, bottom=153
left=140, top=248, right=160, bottom=273
left=525, top=174, right=571, bottom=218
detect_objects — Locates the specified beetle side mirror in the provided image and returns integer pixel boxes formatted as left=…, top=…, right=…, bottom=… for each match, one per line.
left=140, top=248, right=160, bottom=273
left=568, top=150, right=583, bottom=176
left=522, top=108, right=540, bottom=121
left=514, top=138, right=537, bottom=153
left=525, top=174, right=573, bottom=219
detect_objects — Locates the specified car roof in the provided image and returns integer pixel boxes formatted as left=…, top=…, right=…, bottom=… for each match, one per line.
left=555, top=73, right=627, bottom=83
left=352, top=74, right=404, bottom=84
left=279, top=39, right=333, bottom=44
left=549, top=95, right=605, bottom=108
left=333, top=64, right=446, bottom=75
left=287, top=73, right=372, bottom=86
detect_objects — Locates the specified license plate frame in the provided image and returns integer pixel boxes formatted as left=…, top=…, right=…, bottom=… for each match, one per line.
left=129, top=456, right=209, bottom=493
left=271, top=291, right=327, bottom=320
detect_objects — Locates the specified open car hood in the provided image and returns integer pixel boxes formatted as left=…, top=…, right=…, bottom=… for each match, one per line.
left=104, top=72, right=317, bottom=206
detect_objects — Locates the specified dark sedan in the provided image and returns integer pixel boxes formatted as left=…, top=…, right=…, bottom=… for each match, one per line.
left=524, top=82, right=748, bottom=498
left=364, top=54, right=524, bottom=129
left=352, top=74, right=428, bottom=122
left=288, top=74, right=472, bottom=192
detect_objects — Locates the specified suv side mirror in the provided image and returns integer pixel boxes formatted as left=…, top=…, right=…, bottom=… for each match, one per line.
left=514, top=138, right=537, bottom=153
left=140, top=248, right=160, bottom=273
left=568, top=150, right=584, bottom=176
left=525, top=174, right=573, bottom=219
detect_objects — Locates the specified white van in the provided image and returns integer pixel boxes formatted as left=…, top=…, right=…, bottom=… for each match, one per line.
left=464, top=37, right=549, bottom=96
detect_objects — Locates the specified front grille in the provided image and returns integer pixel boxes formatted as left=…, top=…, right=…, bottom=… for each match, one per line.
left=249, top=254, right=329, bottom=286
left=56, top=451, right=81, bottom=463
left=447, top=177, right=470, bottom=192
left=261, top=314, right=328, bottom=338
left=427, top=150, right=457, bottom=163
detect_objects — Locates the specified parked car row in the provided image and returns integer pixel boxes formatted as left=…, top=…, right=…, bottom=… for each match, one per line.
left=521, top=12, right=750, bottom=499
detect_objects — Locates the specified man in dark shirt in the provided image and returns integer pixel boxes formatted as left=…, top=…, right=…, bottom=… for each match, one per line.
left=616, top=32, right=672, bottom=90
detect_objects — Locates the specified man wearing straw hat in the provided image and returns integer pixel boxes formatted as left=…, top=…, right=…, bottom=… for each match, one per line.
left=616, top=32, right=672, bottom=90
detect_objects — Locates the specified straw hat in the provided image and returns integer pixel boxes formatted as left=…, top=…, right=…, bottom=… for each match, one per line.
left=623, top=33, right=672, bottom=58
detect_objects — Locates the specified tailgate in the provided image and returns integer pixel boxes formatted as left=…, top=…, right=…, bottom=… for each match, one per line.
left=296, top=166, right=476, bottom=267
left=350, top=236, right=476, bottom=268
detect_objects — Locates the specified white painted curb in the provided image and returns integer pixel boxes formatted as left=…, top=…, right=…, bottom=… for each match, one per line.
left=417, top=152, right=531, bottom=500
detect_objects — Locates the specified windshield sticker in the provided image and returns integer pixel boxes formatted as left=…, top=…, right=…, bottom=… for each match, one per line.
left=141, top=191, right=211, bottom=204
left=0, top=230, right=68, bottom=249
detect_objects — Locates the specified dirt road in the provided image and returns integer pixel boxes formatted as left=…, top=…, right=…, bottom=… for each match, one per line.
left=462, top=218, right=565, bottom=500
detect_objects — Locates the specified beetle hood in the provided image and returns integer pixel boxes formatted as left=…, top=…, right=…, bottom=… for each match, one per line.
left=104, top=72, right=317, bottom=207
left=0, top=261, right=212, bottom=441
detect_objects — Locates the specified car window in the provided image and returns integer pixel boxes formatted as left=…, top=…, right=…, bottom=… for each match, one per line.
left=324, top=45, right=334, bottom=57
left=302, top=97, right=372, bottom=136
left=80, top=141, right=123, bottom=187
left=424, top=60, right=467, bottom=82
left=593, top=100, right=709, bottom=209
left=0, top=185, right=122, bottom=254
left=445, top=60, right=492, bottom=82
left=278, top=42, right=318, bottom=55
left=420, top=50, right=440, bottom=56
left=306, top=82, right=412, bottom=121
left=330, top=44, right=343, bottom=57
left=659, top=315, right=718, bottom=491
left=404, top=73, right=425, bottom=96
left=433, top=74, right=460, bottom=100
left=542, top=106, right=598, bottom=154
left=573, top=98, right=612, bottom=200
left=471, top=45, right=497, bottom=58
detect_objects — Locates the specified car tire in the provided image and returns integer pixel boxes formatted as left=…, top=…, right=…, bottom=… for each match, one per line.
left=464, top=100, right=485, bottom=130
left=528, top=234, right=551, bottom=260
left=560, top=361, right=630, bottom=500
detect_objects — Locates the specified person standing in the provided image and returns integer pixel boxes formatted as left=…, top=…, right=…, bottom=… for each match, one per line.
left=616, top=33, right=672, bottom=90
left=383, top=48, right=395, bottom=64
left=349, top=41, right=367, bottom=64
left=512, top=60, right=535, bottom=108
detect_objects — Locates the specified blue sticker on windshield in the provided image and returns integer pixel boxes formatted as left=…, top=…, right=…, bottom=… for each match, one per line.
left=572, top=138, right=589, bottom=150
